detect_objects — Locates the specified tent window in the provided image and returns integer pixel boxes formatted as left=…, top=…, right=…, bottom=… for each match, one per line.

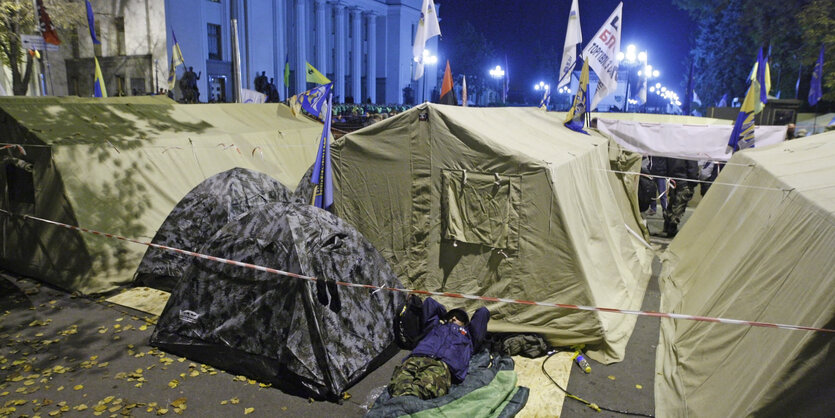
left=441, top=170, right=519, bottom=251
left=5, top=163, right=35, bottom=213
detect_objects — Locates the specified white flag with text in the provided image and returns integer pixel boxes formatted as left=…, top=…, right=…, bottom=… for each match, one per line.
left=413, top=0, right=441, bottom=80
left=558, top=0, right=582, bottom=89
left=582, top=2, right=622, bottom=110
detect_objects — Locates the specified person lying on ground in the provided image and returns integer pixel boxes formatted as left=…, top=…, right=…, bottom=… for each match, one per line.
left=387, top=297, right=489, bottom=400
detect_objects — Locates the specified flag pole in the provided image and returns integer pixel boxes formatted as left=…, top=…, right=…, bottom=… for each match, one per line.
left=31, top=0, right=51, bottom=96
left=231, top=19, right=242, bottom=103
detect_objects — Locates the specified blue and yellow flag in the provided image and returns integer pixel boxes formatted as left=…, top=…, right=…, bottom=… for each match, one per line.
left=728, top=48, right=769, bottom=152
left=564, top=59, right=590, bottom=134
left=809, top=44, right=824, bottom=106
left=284, top=54, right=290, bottom=87
left=168, top=31, right=185, bottom=90
left=171, top=31, right=185, bottom=68
left=305, top=62, right=331, bottom=85
left=293, top=83, right=332, bottom=119
left=311, top=91, right=334, bottom=210
left=93, top=56, right=106, bottom=97
left=539, top=86, right=550, bottom=111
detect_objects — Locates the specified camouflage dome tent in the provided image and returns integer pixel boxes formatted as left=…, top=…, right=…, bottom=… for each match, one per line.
left=150, top=202, right=405, bottom=400
left=135, top=167, right=295, bottom=291
left=0, top=96, right=322, bottom=294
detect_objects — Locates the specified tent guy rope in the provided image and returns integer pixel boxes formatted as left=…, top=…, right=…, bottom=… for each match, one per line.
left=2, top=209, right=832, bottom=334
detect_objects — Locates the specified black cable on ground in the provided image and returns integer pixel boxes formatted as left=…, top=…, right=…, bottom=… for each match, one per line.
left=541, top=351, right=654, bottom=417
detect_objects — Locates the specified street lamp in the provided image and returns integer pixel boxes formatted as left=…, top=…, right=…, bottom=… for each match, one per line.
left=489, top=65, right=506, bottom=103
left=616, top=44, right=648, bottom=112
left=534, top=81, right=550, bottom=107
left=637, top=65, right=659, bottom=112
left=414, top=49, right=437, bottom=102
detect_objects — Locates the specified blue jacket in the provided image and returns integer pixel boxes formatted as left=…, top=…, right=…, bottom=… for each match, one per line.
left=409, top=297, right=489, bottom=382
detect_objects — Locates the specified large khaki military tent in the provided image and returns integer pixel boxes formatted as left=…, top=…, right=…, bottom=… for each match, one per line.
left=332, top=104, right=654, bottom=362
left=0, top=96, right=322, bottom=294
left=656, top=131, right=835, bottom=416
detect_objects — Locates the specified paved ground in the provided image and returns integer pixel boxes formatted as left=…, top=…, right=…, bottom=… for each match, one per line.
left=1, top=209, right=693, bottom=418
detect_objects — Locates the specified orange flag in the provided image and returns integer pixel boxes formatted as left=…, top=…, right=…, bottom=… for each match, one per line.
left=36, top=0, right=61, bottom=45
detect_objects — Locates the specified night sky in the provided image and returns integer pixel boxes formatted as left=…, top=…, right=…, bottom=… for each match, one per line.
left=437, top=0, right=696, bottom=98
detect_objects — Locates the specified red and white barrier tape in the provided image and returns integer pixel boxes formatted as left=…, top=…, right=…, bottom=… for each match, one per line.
left=3, top=209, right=833, bottom=334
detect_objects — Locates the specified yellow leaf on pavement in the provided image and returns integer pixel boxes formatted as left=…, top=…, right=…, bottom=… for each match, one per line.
left=244, top=407, right=254, bottom=414
left=167, top=379, right=179, bottom=389
left=73, top=385, right=83, bottom=390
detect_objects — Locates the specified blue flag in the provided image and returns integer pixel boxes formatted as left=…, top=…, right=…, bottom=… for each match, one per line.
left=298, top=83, right=332, bottom=119
left=809, top=44, right=824, bottom=106
left=311, top=92, right=334, bottom=210
left=85, top=0, right=100, bottom=45
left=564, top=59, right=589, bottom=134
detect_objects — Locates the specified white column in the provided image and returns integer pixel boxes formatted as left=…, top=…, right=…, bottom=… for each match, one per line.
left=274, top=0, right=288, bottom=98
left=350, top=7, right=362, bottom=102
left=365, top=12, right=377, bottom=103
left=315, top=0, right=327, bottom=75
left=294, top=0, right=307, bottom=94
left=333, top=3, right=346, bottom=102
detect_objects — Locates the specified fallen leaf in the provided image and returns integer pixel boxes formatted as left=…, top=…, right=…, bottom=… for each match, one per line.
left=75, top=404, right=88, bottom=411
left=73, top=385, right=83, bottom=390
left=220, top=400, right=228, bottom=405
left=189, top=370, right=199, bottom=377
left=230, top=397, right=240, bottom=405
left=170, top=398, right=186, bottom=408
left=608, top=375, right=616, bottom=380
left=244, top=407, right=254, bottom=414
left=635, top=384, right=643, bottom=389
left=167, top=379, right=179, bottom=389
left=156, top=408, right=168, bottom=415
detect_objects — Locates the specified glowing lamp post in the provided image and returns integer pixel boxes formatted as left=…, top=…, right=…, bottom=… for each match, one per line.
left=414, top=50, right=438, bottom=102
left=489, top=65, right=506, bottom=103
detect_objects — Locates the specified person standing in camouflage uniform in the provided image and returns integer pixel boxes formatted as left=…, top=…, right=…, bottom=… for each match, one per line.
left=388, top=297, right=489, bottom=399
left=663, top=158, right=700, bottom=238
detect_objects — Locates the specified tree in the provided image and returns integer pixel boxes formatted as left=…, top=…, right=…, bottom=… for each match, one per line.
left=796, top=0, right=835, bottom=103
left=674, top=0, right=835, bottom=108
left=0, top=0, right=84, bottom=95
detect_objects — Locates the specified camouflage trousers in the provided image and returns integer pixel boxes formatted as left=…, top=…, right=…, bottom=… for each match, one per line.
left=388, top=356, right=451, bottom=400
left=663, top=182, right=694, bottom=234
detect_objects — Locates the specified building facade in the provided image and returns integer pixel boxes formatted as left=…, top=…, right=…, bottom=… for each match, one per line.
left=1, top=0, right=438, bottom=105
left=165, top=0, right=436, bottom=104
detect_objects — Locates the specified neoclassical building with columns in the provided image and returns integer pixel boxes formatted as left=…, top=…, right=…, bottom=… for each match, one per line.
left=165, top=0, right=439, bottom=104
left=0, top=0, right=438, bottom=103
